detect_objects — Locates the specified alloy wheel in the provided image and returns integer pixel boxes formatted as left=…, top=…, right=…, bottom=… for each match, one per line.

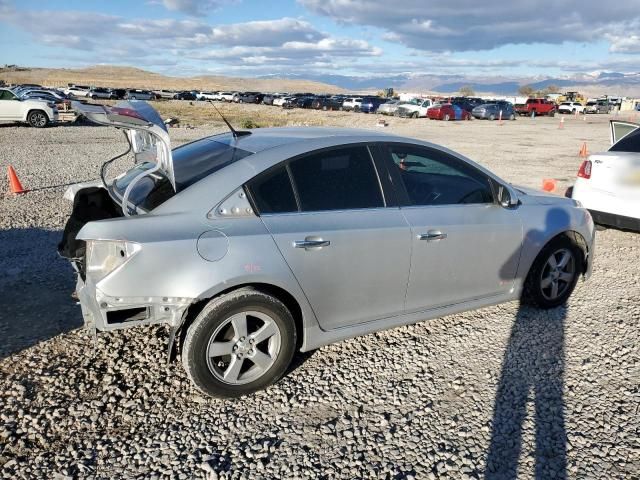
left=205, top=311, right=282, bottom=385
left=30, top=112, right=47, bottom=127
left=540, top=248, right=575, bottom=301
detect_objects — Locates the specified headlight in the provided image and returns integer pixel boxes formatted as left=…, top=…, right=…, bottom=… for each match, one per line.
left=85, top=240, right=140, bottom=282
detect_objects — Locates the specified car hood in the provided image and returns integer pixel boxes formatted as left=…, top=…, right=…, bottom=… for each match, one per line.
left=514, top=185, right=577, bottom=206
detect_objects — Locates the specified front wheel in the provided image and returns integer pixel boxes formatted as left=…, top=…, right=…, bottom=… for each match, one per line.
left=522, top=236, right=582, bottom=309
left=182, top=289, right=297, bottom=398
left=489, top=114, right=496, bottom=121
left=509, top=114, right=516, bottom=121
left=411, top=112, right=418, bottom=119
left=27, top=110, right=48, bottom=128
left=444, top=113, right=451, bottom=121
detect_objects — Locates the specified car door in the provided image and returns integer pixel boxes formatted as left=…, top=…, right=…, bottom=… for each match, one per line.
left=378, top=143, right=523, bottom=313
left=247, top=144, right=411, bottom=330
left=0, top=90, right=23, bottom=119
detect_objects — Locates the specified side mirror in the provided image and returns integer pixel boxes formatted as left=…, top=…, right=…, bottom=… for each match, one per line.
left=497, top=184, right=518, bottom=208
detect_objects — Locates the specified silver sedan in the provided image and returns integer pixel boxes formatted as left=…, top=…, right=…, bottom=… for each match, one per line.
left=59, top=101, right=595, bottom=398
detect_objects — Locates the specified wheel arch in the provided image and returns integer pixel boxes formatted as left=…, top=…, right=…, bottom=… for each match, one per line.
left=178, top=282, right=306, bottom=358
left=527, top=230, right=589, bottom=279
left=26, top=108, right=49, bottom=122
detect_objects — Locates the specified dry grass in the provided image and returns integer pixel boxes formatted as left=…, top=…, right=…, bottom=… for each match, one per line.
left=0, top=65, right=345, bottom=94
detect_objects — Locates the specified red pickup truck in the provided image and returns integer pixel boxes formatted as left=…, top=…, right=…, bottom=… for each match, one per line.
left=514, top=98, right=556, bottom=116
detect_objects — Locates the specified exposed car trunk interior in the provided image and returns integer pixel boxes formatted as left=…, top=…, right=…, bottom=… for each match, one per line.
left=58, top=187, right=123, bottom=278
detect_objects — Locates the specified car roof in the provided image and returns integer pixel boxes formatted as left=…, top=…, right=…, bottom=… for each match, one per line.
left=214, top=127, right=396, bottom=154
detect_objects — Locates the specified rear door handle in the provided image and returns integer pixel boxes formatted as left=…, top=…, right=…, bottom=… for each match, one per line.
left=293, top=237, right=330, bottom=249
left=418, top=231, right=447, bottom=241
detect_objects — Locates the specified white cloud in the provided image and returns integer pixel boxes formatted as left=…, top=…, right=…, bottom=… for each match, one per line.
left=299, top=0, right=640, bottom=52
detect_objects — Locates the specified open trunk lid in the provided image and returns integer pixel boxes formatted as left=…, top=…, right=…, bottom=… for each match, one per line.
left=73, top=101, right=175, bottom=212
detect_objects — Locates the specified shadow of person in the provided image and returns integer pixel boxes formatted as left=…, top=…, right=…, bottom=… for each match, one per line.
left=485, top=304, right=567, bottom=479
left=486, top=207, right=577, bottom=479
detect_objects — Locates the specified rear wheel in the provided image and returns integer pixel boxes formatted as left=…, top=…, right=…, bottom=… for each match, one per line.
left=489, top=114, right=496, bottom=121
left=522, top=236, right=582, bottom=309
left=182, top=289, right=297, bottom=398
left=509, top=113, right=516, bottom=121
left=27, top=110, right=48, bottom=128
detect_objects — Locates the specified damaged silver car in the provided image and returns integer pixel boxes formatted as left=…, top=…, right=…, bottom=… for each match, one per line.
left=59, top=101, right=595, bottom=398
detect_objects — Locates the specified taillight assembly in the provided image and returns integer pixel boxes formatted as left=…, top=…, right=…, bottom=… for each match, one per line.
left=578, top=160, right=592, bottom=179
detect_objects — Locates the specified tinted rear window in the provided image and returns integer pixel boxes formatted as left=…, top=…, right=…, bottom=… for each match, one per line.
left=113, top=137, right=252, bottom=210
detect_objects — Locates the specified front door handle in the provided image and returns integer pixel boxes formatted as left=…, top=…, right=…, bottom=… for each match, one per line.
left=418, top=231, right=447, bottom=241
left=293, top=237, right=330, bottom=249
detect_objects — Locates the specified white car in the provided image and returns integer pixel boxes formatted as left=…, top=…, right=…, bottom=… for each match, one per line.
left=570, top=120, right=640, bottom=231
left=397, top=98, right=435, bottom=118
left=0, top=88, right=58, bottom=127
left=218, top=91, right=236, bottom=102
left=273, top=96, right=294, bottom=107
left=342, top=97, right=362, bottom=111
left=64, top=86, right=90, bottom=98
left=196, top=91, right=218, bottom=101
left=558, top=102, right=585, bottom=114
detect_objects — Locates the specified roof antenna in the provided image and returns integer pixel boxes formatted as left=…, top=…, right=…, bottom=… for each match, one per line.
left=208, top=101, right=251, bottom=139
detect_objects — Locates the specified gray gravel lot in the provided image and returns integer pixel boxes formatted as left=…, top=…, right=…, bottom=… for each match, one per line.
left=0, top=113, right=639, bottom=479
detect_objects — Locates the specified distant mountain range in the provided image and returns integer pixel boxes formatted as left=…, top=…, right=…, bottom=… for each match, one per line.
left=258, top=71, right=640, bottom=96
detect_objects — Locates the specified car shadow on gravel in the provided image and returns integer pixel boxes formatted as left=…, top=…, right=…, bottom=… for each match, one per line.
left=0, top=228, right=81, bottom=360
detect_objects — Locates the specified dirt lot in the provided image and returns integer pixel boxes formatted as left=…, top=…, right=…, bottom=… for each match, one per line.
left=0, top=108, right=639, bottom=479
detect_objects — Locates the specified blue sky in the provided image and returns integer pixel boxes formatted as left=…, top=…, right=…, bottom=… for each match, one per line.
left=1, top=0, right=639, bottom=79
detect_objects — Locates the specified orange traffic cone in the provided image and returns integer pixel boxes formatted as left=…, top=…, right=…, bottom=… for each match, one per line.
left=579, top=142, right=588, bottom=158
left=558, top=117, right=565, bottom=129
left=542, top=178, right=557, bottom=192
left=7, top=166, right=27, bottom=194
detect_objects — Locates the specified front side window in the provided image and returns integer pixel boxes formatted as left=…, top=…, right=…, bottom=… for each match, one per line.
left=0, top=90, right=17, bottom=100
left=384, top=144, right=493, bottom=206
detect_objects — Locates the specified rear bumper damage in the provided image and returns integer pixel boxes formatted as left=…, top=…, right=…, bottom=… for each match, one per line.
left=75, top=274, right=194, bottom=332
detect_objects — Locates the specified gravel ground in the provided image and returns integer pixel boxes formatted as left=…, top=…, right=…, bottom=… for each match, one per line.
left=0, top=111, right=639, bottom=479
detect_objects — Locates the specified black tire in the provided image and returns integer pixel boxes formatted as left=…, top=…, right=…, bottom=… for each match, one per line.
left=182, top=288, right=297, bottom=398
left=411, top=112, right=418, bottom=119
left=522, top=235, right=583, bottom=309
left=549, top=110, right=555, bottom=117
left=444, top=113, right=451, bottom=121
left=27, top=110, right=48, bottom=128
left=489, top=114, right=496, bottom=121
left=509, top=114, right=516, bottom=121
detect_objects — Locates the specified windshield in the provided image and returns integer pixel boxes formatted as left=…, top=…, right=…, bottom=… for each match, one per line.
left=112, top=136, right=252, bottom=211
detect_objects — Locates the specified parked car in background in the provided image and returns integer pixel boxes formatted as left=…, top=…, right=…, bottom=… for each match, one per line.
left=360, top=97, right=385, bottom=113
left=173, top=91, right=198, bottom=101
left=89, top=87, right=116, bottom=100
left=584, top=101, right=611, bottom=114
left=311, top=96, right=345, bottom=110
left=378, top=100, right=402, bottom=116
left=514, top=98, right=556, bottom=116
left=262, top=94, right=279, bottom=105
left=397, top=99, right=435, bottom=118
left=60, top=100, right=595, bottom=398
left=219, top=92, right=236, bottom=102
left=126, top=89, right=155, bottom=100
left=450, top=97, right=484, bottom=113
left=17, top=88, right=68, bottom=102
left=0, top=87, right=58, bottom=127
left=428, top=103, right=472, bottom=121
left=237, top=92, right=260, bottom=103
left=196, top=91, right=218, bottom=101
left=342, top=97, right=362, bottom=111
left=153, top=89, right=176, bottom=100
left=64, top=86, right=91, bottom=98
left=274, top=96, right=295, bottom=107
left=295, top=96, right=316, bottom=109
left=569, top=120, right=640, bottom=231
left=472, top=103, right=516, bottom=120
left=558, top=102, right=585, bottom=114
left=110, top=89, right=127, bottom=100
